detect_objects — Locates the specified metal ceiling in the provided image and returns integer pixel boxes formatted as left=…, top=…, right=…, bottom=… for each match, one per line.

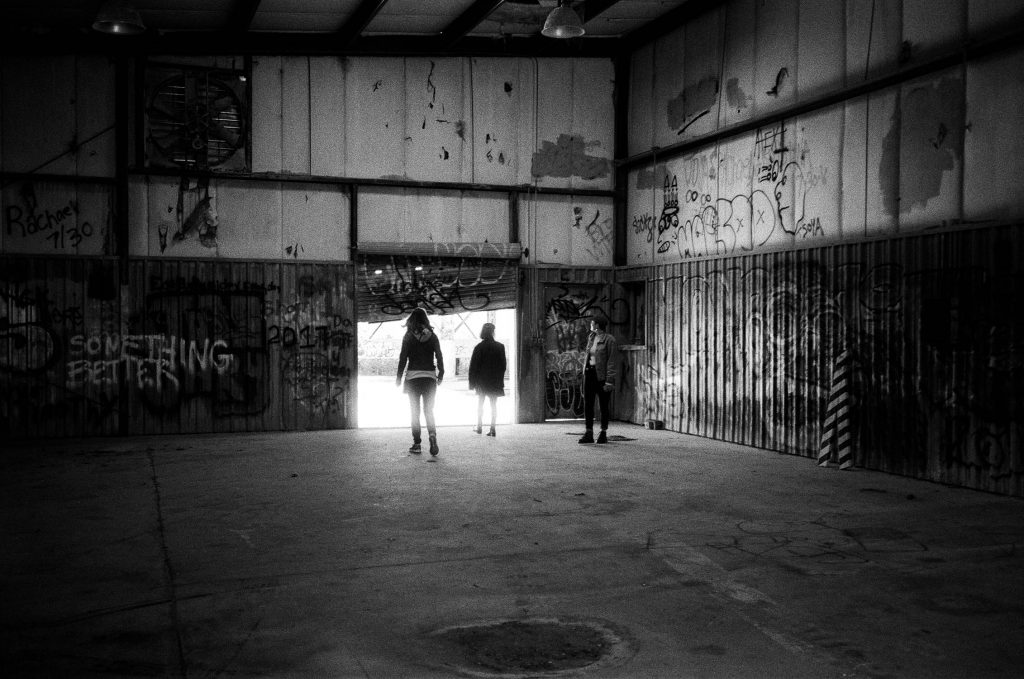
left=1, top=0, right=726, bottom=56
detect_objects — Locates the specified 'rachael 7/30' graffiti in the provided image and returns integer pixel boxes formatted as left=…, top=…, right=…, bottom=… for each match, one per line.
left=4, top=181, right=101, bottom=251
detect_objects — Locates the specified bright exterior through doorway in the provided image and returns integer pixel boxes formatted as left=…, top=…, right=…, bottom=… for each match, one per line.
left=357, top=309, right=516, bottom=428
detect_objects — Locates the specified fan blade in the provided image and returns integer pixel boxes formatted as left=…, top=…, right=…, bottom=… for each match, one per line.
left=209, top=123, right=241, bottom=147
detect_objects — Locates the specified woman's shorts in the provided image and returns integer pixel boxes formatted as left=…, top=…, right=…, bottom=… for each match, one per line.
left=403, top=377, right=437, bottom=396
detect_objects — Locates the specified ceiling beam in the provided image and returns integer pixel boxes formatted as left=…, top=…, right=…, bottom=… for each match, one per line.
left=226, top=0, right=262, bottom=33
left=439, top=0, right=507, bottom=49
left=579, top=0, right=620, bottom=24
left=335, top=0, right=391, bottom=48
left=619, top=0, right=724, bottom=53
left=0, top=28, right=618, bottom=58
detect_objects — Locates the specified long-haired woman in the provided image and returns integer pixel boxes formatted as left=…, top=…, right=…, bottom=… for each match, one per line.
left=396, top=308, right=445, bottom=455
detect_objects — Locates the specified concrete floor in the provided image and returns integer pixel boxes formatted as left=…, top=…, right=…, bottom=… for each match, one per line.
left=3, top=423, right=1023, bottom=678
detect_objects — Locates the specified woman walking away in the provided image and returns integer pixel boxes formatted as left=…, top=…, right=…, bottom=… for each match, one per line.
left=468, top=322, right=507, bottom=437
left=396, top=308, right=445, bottom=456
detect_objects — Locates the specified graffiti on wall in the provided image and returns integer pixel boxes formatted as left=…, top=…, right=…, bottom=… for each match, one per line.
left=0, top=261, right=355, bottom=438
left=632, top=121, right=831, bottom=262
left=156, top=177, right=219, bottom=252
left=266, top=274, right=354, bottom=419
left=3, top=181, right=108, bottom=254
left=629, top=236, right=1024, bottom=493
left=130, top=285, right=266, bottom=417
left=543, top=284, right=631, bottom=419
left=572, top=206, right=613, bottom=262
left=359, top=255, right=515, bottom=319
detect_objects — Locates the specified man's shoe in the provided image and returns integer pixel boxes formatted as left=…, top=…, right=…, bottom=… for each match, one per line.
left=409, top=442, right=422, bottom=454
left=429, top=435, right=439, bottom=456
left=596, top=431, right=608, bottom=444
left=578, top=431, right=595, bottom=444
left=487, top=427, right=496, bottom=437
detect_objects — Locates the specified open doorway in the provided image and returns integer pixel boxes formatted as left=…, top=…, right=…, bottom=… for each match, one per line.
left=357, top=309, right=517, bottom=428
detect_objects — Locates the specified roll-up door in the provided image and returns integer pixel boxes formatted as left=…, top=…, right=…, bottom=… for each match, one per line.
left=356, top=242, right=520, bottom=324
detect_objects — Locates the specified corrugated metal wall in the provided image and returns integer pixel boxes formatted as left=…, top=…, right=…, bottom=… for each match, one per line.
left=517, top=266, right=615, bottom=422
left=617, top=223, right=1024, bottom=496
left=0, top=257, right=356, bottom=439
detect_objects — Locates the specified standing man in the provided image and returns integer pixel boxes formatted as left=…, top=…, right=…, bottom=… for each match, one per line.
left=579, top=316, right=617, bottom=444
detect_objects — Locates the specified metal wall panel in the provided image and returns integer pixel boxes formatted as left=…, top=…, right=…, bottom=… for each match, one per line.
left=1, top=57, right=78, bottom=175
left=526, top=193, right=615, bottom=267
left=471, top=58, right=534, bottom=186
left=616, top=223, right=1024, bottom=496
left=964, top=47, right=1024, bottom=223
left=0, top=257, right=356, bottom=439
left=1, top=258, right=120, bottom=439
left=357, top=187, right=509, bottom=245
left=403, top=57, right=470, bottom=184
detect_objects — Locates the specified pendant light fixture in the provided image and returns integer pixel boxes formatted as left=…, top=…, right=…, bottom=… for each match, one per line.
left=541, top=1, right=585, bottom=39
left=92, top=0, right=146, bottom=35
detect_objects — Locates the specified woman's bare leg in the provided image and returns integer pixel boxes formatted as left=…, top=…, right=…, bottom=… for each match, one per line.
left=475, top=394, right=485, bottom=433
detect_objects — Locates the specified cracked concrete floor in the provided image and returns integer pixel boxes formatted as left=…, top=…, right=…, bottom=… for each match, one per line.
left=2, top=423, right=1023, bottom=678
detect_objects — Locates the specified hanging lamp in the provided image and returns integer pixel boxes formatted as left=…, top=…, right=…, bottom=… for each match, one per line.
left=541, top=1, right=585, bottom=39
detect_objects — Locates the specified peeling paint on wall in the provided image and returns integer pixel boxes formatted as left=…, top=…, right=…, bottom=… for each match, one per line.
left=668, top=77, right=719, bottom=134
left=901, top=76, right=964, bottom=212
left=880, top=117, right=901, bottom=217
left=880, top=75, right=965, bottom=216
left=531, top=134, right=611, bottom=180
left=634, top=165, right=670, bottom=190
left=725, top=78, right=751, bottom=113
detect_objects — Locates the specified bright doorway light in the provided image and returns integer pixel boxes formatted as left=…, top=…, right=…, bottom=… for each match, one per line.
left=357, top=309, right=517, bottom=428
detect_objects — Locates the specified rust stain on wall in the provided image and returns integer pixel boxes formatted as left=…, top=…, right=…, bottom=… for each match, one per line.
left=531, top=134, right=610, bottom=180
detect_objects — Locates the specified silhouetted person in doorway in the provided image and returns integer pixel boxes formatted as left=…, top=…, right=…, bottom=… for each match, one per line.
left=468, top=322, right=506, bottom=437
left=579, top=316, right=617, bottom=444
left=396, top=308, right=444, bottom=456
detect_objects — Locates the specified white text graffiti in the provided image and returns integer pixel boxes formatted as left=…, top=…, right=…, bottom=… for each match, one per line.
left=67, top=334, right=233, bottom=390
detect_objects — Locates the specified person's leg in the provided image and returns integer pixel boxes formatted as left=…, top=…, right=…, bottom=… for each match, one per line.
left=475, top=394, right=484, bottom=434
left=596, top=388, right=611, bottom=443
left=408, top=390, right=422, bottom=452
left=580, top=369, right=596, bottom=443
left=487, top=395, right=497, bottom=435
left=423, top=380, right=439, bottom=455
